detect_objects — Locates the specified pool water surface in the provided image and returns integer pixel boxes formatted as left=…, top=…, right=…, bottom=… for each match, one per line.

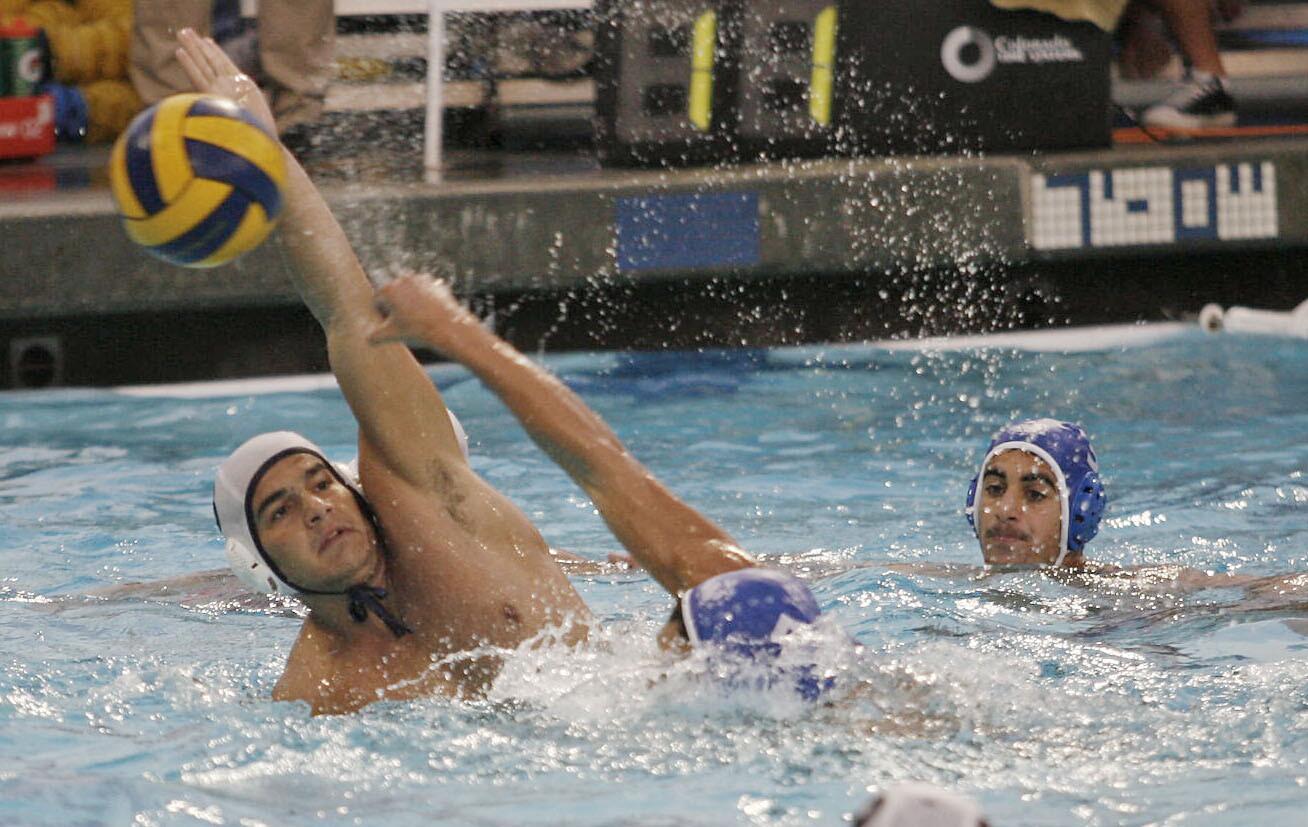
left=2, top=326, right=1307, bottom=826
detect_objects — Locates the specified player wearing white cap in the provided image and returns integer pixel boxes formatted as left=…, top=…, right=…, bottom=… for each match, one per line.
left=184, top=30, right=827, bottom=713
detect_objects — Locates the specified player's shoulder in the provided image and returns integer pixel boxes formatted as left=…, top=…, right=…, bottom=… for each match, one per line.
left=272, top=622, right=335, bottom=703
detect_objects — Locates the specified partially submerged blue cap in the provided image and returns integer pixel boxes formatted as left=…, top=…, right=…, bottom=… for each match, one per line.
left=681, top=568, right=831, bottom=700
left=965, top=418, right=1107, bottom=565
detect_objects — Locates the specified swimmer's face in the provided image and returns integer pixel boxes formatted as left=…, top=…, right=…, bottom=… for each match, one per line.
left=975, top=450, right=1063, bottom=566
left=251, top=453, right=377, bottom=591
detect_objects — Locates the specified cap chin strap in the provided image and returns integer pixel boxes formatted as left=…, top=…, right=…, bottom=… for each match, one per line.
left=346, top=584, right=412, bottom=637
left=978, top=441, right=1071, bottom=567
left=228, top=535, right=413, bottom=637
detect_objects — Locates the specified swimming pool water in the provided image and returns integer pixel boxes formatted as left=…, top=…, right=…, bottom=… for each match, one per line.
left=2, top=327, right=1307, bottom=826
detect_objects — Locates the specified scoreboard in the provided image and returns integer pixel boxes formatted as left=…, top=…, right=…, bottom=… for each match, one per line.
left=593, top=0, right=1112, bottom=166
left=593, top=0, right=739, bottom=166
left=735, top=0, right=838, bottom=159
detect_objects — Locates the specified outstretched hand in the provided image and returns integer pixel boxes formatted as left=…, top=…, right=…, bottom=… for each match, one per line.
left=175, top=28, right=277, bottom=133
left=369, top=274, right=483, bottom=353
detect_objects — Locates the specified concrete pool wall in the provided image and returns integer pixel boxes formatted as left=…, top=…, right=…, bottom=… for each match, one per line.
left=2, top=138, right=1307, bottom=387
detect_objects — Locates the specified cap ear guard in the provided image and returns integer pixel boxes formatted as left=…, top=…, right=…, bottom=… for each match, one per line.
left=447, top=409, right=470, bottom=460
left=965, top=474, right=980, bottom=533
left=1066, top=470, right=1106, bottom=552
left=226, top=536, right=293, bottom=595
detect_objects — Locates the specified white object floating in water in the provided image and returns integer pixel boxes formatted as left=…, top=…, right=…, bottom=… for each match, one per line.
left=1200, top=299, right=1308, bottom=337
left=856, top=783, right=986, bottom=827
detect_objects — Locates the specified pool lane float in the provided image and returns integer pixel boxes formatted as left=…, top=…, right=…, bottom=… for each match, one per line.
left=1200, top=299, right=1308, bottom=338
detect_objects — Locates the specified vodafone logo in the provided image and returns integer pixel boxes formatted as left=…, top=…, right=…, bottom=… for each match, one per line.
left=940, top=26, right=995, bottom=84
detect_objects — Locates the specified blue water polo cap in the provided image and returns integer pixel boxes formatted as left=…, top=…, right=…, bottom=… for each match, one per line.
left=682, top=568, right=831, bottom=700
left=965, top=418, right=1106, bottom=564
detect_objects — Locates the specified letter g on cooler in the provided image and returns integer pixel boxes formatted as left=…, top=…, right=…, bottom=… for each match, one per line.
left=941, top=26, right=996, bottom=84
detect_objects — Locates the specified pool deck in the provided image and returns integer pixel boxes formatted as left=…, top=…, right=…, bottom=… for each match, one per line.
left=2, top=128, right=1307, bottom=387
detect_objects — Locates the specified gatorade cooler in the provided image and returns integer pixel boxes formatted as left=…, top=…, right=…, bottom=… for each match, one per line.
left=0, top=18, right=53, bottom=159
left=1, top=17, right=45, bottom=97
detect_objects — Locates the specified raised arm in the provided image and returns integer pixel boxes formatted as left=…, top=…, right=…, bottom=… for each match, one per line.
left=175, top=31, right=464, bottom=483
left=369, top=276, right=755, bottom=596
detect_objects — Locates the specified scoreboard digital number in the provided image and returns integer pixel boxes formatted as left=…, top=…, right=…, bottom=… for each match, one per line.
left=689, top=10, right=717, bottom=131
left=594, top=0, right=841, bottom=165
left=736, top=0, right=839, bottom=157
left=810, top=6, right=838, bottom=125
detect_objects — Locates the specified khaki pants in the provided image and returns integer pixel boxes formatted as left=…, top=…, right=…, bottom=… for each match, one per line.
left=990, top=0, right=1131, bottom=32
left=129, top=0, right=334, bottom=131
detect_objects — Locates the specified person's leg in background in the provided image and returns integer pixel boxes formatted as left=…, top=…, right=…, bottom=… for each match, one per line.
left=1118, top=2, right=1174, bottom=80
left=1138, top=0, right=1237, bottom=128
left=257, top=0, right=335, bottom=134
left=128, top=0, right=213, bottom=105
left=1147, top=0, right=1226, bottom=75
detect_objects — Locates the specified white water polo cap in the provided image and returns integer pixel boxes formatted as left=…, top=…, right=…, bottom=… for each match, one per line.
left=855, top=783, right=987, bottom=827
left=216, top=413, right=471, bottom=597
left=213, top=431, right=360, bottom=596
left=214, top=430, right=414, bottom=638
left=965, top=418, right=1107, bottom=565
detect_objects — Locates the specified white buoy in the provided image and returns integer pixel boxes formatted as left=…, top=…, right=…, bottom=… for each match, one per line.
left=1198, top=299, right=1308, bottom=338
left=855, top=783, right=985, bottom=827
left=1199, top=303, right=1224, bottom=333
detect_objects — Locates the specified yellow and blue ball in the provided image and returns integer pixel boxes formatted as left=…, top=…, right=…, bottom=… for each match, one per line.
left=108, top=93, right=286, bottom=268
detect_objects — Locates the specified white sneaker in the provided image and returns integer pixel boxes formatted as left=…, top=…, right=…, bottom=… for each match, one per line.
left=1141, top=73, right=1237, bottom=129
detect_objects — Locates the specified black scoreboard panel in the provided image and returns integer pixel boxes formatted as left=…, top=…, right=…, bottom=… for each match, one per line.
left=735, top=0, right=839, bottom=160
left=833, top=0, right=1112, bottom=154
left=594, top=0, right=739, bottom=166
left=594, top=0, right=1111, bottom=166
